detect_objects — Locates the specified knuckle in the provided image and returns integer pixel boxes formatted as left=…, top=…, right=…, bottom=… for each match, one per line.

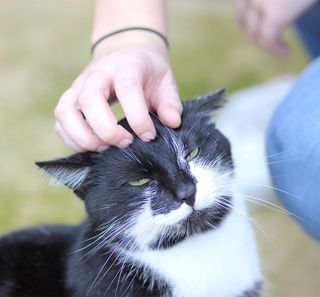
left=55, top=88, right=77, bottom=119
left=54, top=122, right=62, bottom=134
left=116, top=76, right=140, bottom=92
left=54, top=105, right=66, bottom=120
left=77, top=138, right=98, bottom=151
left=78, top=88, right=96, bottom=105
left=97, top=123, right=126, bottom=144
left=99, top=128, right=119, bottom=144
left=131, top=119, right=150, bottom=133
left=84, top=71, right=103, bottom=86
left=173, top=102, right=183, bottom=114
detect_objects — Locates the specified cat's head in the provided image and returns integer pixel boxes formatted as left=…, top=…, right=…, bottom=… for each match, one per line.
left=37, top=90, right=234, bottom=250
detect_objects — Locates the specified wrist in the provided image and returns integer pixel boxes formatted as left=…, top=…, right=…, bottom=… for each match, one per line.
left=91, top=29, right=169, bottom=60
left=91, top=0, right=167, bottom=59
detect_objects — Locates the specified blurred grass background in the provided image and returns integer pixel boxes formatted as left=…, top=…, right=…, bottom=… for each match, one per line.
left=0, top=0, right=319, bottom=296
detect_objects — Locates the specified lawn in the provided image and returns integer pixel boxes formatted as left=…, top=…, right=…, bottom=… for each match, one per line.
left=0, top=1, right=319, bottom=296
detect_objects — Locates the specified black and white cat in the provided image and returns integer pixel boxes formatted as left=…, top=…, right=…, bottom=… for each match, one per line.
left=0, top=90, right=262, bottom=297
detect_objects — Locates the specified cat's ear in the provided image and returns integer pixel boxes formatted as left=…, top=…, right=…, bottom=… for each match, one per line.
left=185, top=89, right=226, bottom=113
left=35, top=152, right=97, bottom=192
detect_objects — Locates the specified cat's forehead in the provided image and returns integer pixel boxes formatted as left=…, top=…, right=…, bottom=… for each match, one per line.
left=126, top=123, right=185, bottom=167
left=101, top=112, right=217, bottom=170
left=152, top=111, right=215, bottom=142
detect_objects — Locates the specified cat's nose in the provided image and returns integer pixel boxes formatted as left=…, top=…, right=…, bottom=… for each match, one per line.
left=176, top=184, right=196, bottom=207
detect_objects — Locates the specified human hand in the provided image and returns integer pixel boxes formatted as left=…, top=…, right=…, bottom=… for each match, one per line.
left=54, top=38, right=182, bottom=152
left=236, top=0, right=318, bottom=56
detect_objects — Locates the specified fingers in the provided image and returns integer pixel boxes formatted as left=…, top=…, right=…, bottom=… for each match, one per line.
left=55, top=49, right=182, bottom=152
left=115, top=70, right=156, bottom=142
left=152, top=71, right=183, bottom=128
left=54, top=122, right=83, bottom=152
left=78, top=72, right=134, bottom=147
left=236, top=0, right=289, bottom=57
left=55, top=89, right=107, bottom=152
left=56, top=70, right=135, bottom=151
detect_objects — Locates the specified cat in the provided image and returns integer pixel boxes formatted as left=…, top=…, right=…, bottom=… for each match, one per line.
left=0, top=90, right=262, bottom=297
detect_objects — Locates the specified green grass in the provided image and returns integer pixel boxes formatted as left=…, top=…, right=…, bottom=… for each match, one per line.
left=0, top=1, right=319, bottom=296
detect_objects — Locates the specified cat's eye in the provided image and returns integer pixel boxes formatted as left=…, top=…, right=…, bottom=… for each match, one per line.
left=186, top=147, right=200, bottom=161
left=128, top=178, right=151, bottom=186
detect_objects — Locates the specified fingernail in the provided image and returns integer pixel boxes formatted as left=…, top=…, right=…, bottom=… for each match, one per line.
left=97, top=145, right=109, bottom=152
left=118, top=138, right=133, bottom=148
left=141, top=132, right=155, bottom=142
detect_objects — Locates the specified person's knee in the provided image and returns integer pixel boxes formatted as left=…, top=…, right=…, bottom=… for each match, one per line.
left=266, top=106, right=320, bottom=240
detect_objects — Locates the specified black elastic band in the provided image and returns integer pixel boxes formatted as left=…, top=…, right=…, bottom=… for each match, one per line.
left=91, top=27, right=169, bottom=54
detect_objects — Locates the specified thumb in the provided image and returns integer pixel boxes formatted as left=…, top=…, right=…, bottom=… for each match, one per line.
left=152, top=71, right=183, bottom=128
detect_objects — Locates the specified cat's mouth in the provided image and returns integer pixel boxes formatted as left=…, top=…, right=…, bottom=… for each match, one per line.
left=149, top=195, right=232, bottom=249
left=183, top=195, right=231, bottom=230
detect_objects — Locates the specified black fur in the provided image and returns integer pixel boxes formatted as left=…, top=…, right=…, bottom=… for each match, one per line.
left=239, top=282, right=263, bottom=297
left=0, top=225, right=78, bottom=297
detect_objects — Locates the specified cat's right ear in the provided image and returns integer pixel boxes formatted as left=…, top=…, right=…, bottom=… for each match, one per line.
left=193, top=89, right=226, bottom=112
left=35, top=152, right=97, bottom=194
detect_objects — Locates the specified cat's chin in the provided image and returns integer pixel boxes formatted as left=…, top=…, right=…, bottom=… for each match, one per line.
left=148, top=195, right=232, bottom=250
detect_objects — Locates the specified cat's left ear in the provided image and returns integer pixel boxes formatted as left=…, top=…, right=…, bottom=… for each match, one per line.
left=35, top=152, right=97, bottom=193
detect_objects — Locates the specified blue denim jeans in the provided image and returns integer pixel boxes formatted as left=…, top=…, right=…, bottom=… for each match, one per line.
left=295, top=1, right=320, bottom=59
left=267, top=57, right=320, bottom=240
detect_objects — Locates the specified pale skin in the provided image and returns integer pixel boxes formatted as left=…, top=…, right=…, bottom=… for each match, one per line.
left=55, top=0, right=318, bottom=152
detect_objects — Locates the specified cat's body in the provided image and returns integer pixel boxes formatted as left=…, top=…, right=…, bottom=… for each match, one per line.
left=0, top=91, right=262, bottom=297
left=0, top=225, right=78, bottom=297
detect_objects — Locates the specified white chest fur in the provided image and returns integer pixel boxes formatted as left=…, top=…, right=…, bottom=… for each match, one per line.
left=130, top=197, right=262, bottom=297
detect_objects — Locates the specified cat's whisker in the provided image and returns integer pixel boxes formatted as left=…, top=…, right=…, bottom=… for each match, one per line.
left=86, top=232, right=135, bottom=297
left=264, top=147, right=303, bottom=161
left=234, top=192, right=303, bottom=220
left=214, top=178, right=304, bottom=204
left=244, top=197, right=288, bottom=213
left=217, top=197, right=271, bottom=242
left=98, top=202, right=118, bottom=211
left=95, top=222, right=133, bottom=250
left=77, top=217, right=133, bottom=263
left=217, top=153, right=302, bottom=183
left=71, top=216, right=127, bottom=255
left=85, top=256, right=110, bottom=297
left=216, top=181, right=301, bottom=219
left=114, top=237, right=141, bottom=297
left=96, top=237, right=138, bottom=296
left=70, top=220, right=127, bottom=257
left=265, top=157, right=303, bottom=165
left=120, top=259, right=145, bottom=297
left=232, top=181, right=303, bottom=201
left=69, top=229, right=110, bottom=256
left=157, top=225, right=170, bottom=250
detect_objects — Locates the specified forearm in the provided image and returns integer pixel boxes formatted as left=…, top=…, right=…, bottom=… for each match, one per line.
left=92, top=0, right=168, bottom=56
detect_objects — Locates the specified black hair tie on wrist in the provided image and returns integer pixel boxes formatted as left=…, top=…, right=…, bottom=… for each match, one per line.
left=91, top=27, right=169, bottom=55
